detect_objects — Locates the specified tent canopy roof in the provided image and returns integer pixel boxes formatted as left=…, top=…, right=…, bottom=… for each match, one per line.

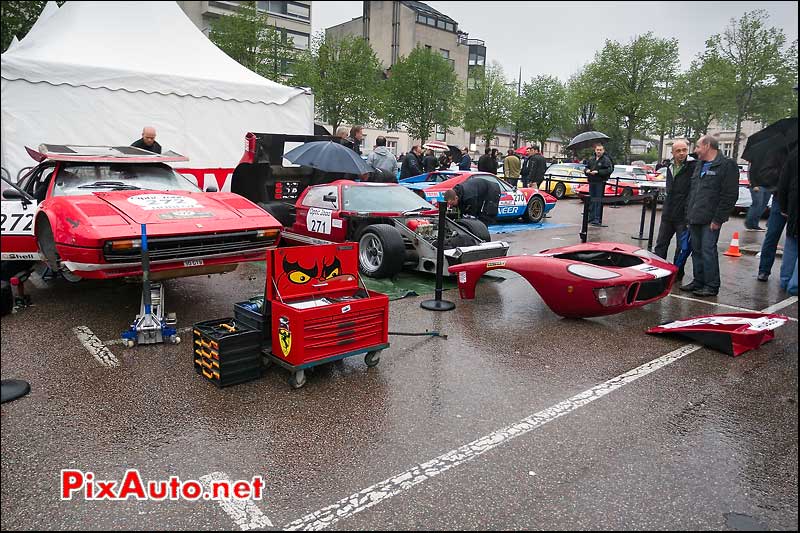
left=1, top=1, right=307, bottom=105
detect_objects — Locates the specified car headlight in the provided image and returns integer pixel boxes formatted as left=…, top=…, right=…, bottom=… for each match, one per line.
left=106, top=239, right=142, bottom=252
left=594, top=285, right=628, bottom=307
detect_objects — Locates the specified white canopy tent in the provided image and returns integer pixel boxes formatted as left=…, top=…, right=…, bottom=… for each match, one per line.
left=1, top=1, right=313, bottom=188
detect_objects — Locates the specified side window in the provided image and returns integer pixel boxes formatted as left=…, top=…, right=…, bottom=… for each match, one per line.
left=17, top=166, right=46, bottom=195
left=301, top=185, right=338, bottom=209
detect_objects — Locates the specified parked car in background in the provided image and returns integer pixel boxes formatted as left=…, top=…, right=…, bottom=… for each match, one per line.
left=1, top=144, right=282, bottom=281
left=401, top=171, right=557, bottom=223
left=541, top=163, right=588, bottom=199
left=575, top=169, right=643, bottom=204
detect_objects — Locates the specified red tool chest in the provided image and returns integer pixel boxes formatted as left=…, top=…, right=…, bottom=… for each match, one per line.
left=264, top=242, right=389, bottom=388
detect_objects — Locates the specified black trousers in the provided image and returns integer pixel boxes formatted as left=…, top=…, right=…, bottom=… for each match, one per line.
left=654, top=218, right=686, bottom=274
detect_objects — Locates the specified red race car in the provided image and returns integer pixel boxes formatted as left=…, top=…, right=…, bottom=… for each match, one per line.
left=448, top=241, right=677, bottom=318
left=575, top=170, right=643, bottom=204
left=400, top=171, right=557, bottom=223
left=0, top=145, right=281, bottom=281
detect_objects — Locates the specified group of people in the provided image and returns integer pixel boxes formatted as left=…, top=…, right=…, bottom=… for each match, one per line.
left=653, top=133, right=797, bottom=298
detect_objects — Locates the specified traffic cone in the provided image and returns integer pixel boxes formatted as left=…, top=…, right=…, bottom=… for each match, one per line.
left=723, top=232, right=742, bottom=257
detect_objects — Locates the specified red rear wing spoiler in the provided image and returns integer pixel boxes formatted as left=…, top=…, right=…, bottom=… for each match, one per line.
left=25, top=144, right=189, bottom=164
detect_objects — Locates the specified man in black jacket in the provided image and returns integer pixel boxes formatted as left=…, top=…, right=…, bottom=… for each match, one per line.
left=583, top=143, right=614, bottom=226
left=422, top=149, right=439, bottom=173
left=680, top=135, right=739, bottom=297
left=400, top=145, right=424, bottom=179
left=131, top=126, right=161, bottom=154
left=654, top=139, right=696, bottom=278
left=477, top=148, right=498, bottom=174
left=777, top=146, right=797, bottom=295
left=443, top=177, right=501, bottom=225
left=529, top=146, right=547, bottom=188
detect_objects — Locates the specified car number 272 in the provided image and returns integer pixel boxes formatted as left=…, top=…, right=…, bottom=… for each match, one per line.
left=0, top=212, right=34, bottom=234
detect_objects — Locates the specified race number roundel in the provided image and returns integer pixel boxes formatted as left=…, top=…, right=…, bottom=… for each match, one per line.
left=128, top=194, right=200, bottom=211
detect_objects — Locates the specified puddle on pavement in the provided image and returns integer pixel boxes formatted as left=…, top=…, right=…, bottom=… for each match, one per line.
left=724, top=512, right=768, bottom=531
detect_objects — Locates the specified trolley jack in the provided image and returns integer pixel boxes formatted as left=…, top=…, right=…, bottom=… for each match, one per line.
left=122, top=224, right=180, bottom=347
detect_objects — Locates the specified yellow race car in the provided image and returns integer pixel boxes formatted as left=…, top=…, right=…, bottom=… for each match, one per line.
left=540, top=164, right=588, bottom=199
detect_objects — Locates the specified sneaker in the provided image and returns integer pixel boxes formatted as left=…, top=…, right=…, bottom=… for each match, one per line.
left=745, top=225, right=766, bottom=232
left=757, top=272, right=769, bottom=282
left=680, top=281, right=701, bottom=292
left=692, top=287, right=718, bottom=297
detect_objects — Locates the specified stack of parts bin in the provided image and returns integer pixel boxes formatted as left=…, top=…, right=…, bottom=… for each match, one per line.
left=193, top=318, right=262, bottom=387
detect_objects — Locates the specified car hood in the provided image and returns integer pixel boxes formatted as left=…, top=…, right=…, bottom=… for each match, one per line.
left=91, top=190, right=245, bottom=225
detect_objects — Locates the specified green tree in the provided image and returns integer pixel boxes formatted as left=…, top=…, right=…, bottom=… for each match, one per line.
left=565, top=68, right=599, bottom=136
left=590, top=33, right=680, bottom=163
left=209, top=1, right=296, bottom=83
left=748, top=39, right=799, bottom=123
left=702, top=10, right=789, bottom=159
left=673, top=59, right=729, bottom=143
left=292, top=33, right=384, bottom=131
left=385, top=45, right=462, bottom=144
left=518, top=75, right=570, bottom=151
left=1, top=1, right=66, bottom=52
left=463, top=63, right=513, bottom=149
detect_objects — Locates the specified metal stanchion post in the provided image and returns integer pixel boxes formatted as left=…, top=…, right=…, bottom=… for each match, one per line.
left=421, top=202, right=456, bottom=312
left=580, top=195, right=589, bottom=243
left=632, top=195, right=648, bottom=240
left=647, top=191, right=658, bottom=251
left=609, top=176, right=620, bottom=209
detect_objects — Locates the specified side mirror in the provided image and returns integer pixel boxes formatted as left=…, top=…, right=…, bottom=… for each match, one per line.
left=323, top=193, right=337, bottom=203
left=205, top=185, right=218, bottom=192
left=2, top=189, right=30, bottom=203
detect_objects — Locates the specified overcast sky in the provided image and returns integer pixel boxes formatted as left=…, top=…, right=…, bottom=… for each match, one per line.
left=312, top=1, right=798, bottom=84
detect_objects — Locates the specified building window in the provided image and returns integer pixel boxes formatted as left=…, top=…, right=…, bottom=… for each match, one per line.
left=445, top=22, right=455, bottom=32
left=286, top=2, right=310, bottom=20
left=424, top=44, right=431, bottom=50
left=286, top=30, right=309, bottom=50
left=256, top=1, right=310, bottom=21
left=435, top=125, right=446, bottom=142
left=721, top=142, right=733, bottom=158
left=439, top=49, right=449, bottom=59
left=437, top=19, right=446, bottom=29
left=386, top=139, right=398, bottom=155
left=467, top=77, right=477, bottom=89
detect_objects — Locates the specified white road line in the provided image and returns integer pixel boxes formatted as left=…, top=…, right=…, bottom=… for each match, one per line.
left=73, top=326, right=120, bottom=368
left=200, top=472, right=273, bottom=531
left=283, top=295, right=799, bottom=531
left=761, top=295, right=798, bottom=315
left=668, top=293, right=798, bottom=322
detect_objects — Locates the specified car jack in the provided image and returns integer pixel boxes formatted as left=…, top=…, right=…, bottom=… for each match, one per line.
left=122, top=224, right=180, bottom=347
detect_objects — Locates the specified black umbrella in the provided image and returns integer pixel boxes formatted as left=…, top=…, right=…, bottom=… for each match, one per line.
left=742, top=117, right=798, bottom=188
left=283, top=141, right=371, bottom=175
left=566, top=131, right=611, bottom=151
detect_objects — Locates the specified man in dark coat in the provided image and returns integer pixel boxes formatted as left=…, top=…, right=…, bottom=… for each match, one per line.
left=583, top=143, right=614, bottom=226
left=131, top=126, right=161, bottom=154
left=654, top=139, right=697, bottom=278
left=520, top=147, right=533, bottom=187
left=399, top=145, right=424, bottom=179
left=443, top=177, right=501, bottom=225
left=477, top=148, right=498, bottom=174
left=422, top=149, right=439, bottom=173
left=777, top=146, right=798, bottom=295
left=680, top=135, right=739, bottom=297
left=529, top=146, right=547, bottom=188
left=458, top=147, right=472, bottom=171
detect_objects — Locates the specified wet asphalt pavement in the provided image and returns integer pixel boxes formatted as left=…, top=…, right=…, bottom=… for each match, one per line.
left=1, top=198, right=797, bottom=531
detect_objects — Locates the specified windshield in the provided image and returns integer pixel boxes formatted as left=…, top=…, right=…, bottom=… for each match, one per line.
left=52, top=163, right=201, bottom=197
left=342, top=184, right=434, bottom=213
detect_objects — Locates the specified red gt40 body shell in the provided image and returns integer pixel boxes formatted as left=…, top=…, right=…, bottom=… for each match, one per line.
left=448, top=241, right=678, bottom=318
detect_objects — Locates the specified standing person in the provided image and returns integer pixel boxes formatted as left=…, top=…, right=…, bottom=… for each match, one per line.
left=438, top=151, right=451, bottom=171
left=504, top=149, right=521, bottom=188
left=341, top=125, right=364, bottom=156
left=367, top=136, right=399, bottom=183
left=583, top=143, right=614, bottom=227
left=443, top=178, right=501, bottom=225
left=400, top=145, right=424, bottom=180
left=653, top=140, right=697, bottom=279
left=679, top=135, right=739, bottom=297
left=131, top=126, right=161, bottom=154
left=477, top=148, right=497, bottom=173
left=529, top=146, right=547, bottom=188
left=422, top=149, right=439, bottom=173
left=520, top=147, right=533, bottom=187
left=776, top=146, right=798, bottom=295
left=458, top=146, right=472, bottom=171
left=744, top=182, right=769, bottom=231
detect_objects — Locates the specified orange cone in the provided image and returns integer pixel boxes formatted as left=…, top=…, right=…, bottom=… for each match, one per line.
left=723, top=231, right=742, bottom=257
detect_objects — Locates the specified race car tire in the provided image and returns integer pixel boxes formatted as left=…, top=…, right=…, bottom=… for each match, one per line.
left=357, top=224, right=405, bottom=278
left=456, top=218, right=491, bottom=241
left=35, top=216, right=60, bottom=271
left=524, top=196, right=545, bottom=223
left=1, top=280, right=12, bottom=316
left=553, top=182, right=567, bottom=199
left=621, top=187, right=633, bottom=205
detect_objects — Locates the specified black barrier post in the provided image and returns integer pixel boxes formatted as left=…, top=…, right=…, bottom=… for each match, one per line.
left=1, top=379, right=31, bottom=403
left=421, top=202, right=456, bottom=312
left=609, top=176, right=621, bottom=209
left=631, top=196, right=649, bottom=241
left=647, top=192, right=658, bottom=251
left=580, top=195, right=589, bottom=243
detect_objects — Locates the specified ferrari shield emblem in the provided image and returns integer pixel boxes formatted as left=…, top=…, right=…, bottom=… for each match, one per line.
left=278, top=316, right=292, bottom=357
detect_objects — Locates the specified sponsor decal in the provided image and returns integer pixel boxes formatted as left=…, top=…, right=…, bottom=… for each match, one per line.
left=158, top=210, right=214, bottom=220
left=486, top=260, right=506, bottom=268
left=660, top=315, right=788, bottom=331
left=1, top=252, right=40, bottom=260
left=458, top=271, right=467, bottom=284
left=128, top=194, right=200, bottom=211
left=341, top=305, right=351, bottom=314
left=306, top=208, right=333, bottom=235
left=278, top=317, right=292, bottom=357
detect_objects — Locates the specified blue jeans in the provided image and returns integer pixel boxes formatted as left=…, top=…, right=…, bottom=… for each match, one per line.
left=589, top=182, right=605, bottom=223
left=758, top=205, right=787, bottom=276
left=780, top=234, right=798, bottom=295
left=745, top=188, right=770, bottom=228
left=689, top=223, right=722, bottom=291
